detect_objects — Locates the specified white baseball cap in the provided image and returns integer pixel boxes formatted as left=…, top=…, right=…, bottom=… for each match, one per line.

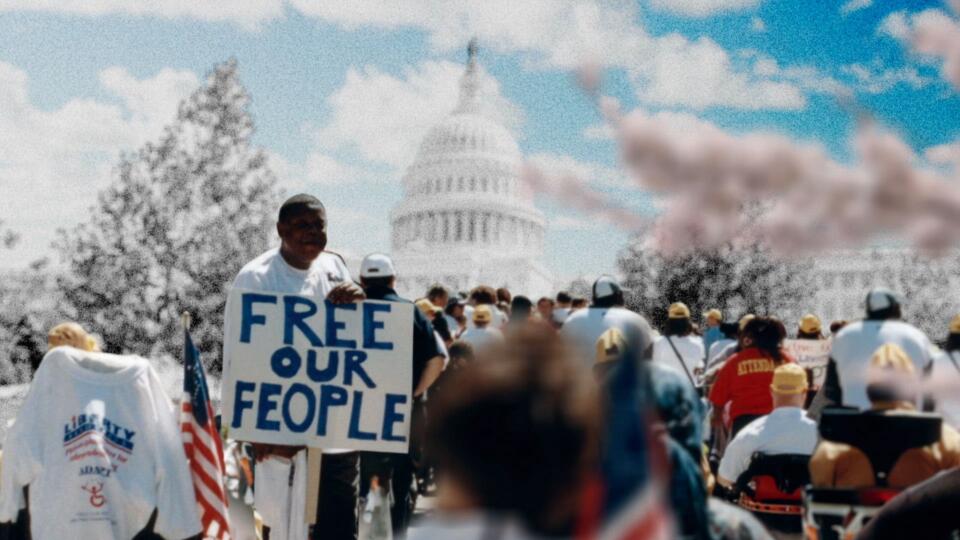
left=360, top=253, right=396, bottom=278
left=592, top=275, right=623, bottom=301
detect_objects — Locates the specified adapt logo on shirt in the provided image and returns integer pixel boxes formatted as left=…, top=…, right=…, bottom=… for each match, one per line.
left=81, top=480, right=107, bottom=508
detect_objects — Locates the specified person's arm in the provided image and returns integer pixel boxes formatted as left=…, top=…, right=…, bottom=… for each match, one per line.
left=708, top=360, right=732, bottom=424
left=716, top=426, right=757, bottom=490
left=921, top=352, right=936, bottom=412
left=808, top=443, right=836, bottom=488
left=820, top=357, right=843, bottom=407
left=414, top=356, right=444, bottom=398
left=412, top=308, right=444, bottom=398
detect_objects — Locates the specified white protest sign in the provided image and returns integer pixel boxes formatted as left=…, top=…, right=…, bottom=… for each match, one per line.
left=222, top=288, right=413, bottom=454
left=782, top=338, right=832, bottom=368
left=783, top=338, right=832, bottom=387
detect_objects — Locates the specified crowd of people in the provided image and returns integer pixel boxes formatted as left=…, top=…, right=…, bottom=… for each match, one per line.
left=3, top=194, right=960, bottom=540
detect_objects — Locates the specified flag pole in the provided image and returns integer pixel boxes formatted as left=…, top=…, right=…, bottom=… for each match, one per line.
left=181, top=311, right=192, bottom=332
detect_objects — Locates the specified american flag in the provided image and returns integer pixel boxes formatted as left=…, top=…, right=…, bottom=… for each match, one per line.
left=180, top=327, right=232, bottom=539
left=578, top=341, right=674, bottom=540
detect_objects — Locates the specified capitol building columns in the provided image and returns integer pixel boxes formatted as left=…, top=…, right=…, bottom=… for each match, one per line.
left=387, top=40, right=553, bottom=296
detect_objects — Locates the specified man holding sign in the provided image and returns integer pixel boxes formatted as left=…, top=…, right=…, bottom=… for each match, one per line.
left=222, top=194, right=366, bottom=540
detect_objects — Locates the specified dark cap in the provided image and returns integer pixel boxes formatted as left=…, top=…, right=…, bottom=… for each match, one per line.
left=865, top=288, right=901, bottom=315
left=592, top=275, right=623, bottom=301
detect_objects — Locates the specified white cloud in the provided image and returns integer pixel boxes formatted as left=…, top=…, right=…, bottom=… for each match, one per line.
left=842, top=62, right=929, bottom=93
left=840, top=0, right=873, bottom=16
left=880, top=7, right=960, bottom=90
left=312, top=60, right=522, bottom=170
left=879, top=11, right=911, bottom=40
left=751, top=17, right=767, bottom=32
left=0, top=0, right=812, bottom=112
left=583, top=123, right=615, bottom=140
left=550, top=214, right=605, bottom=231
left=632, top=36, right=806, bottom=110
left=649, top=0, right=761, bottom=18
left=0, top=0, right=283, bottom=29
left=746, top=53, right=850, bottom=95
left=527, top=153, right=632, bottom=190
left=0, top=62, right=198, bottom=267
left=291, top=0, right=806, bottom=111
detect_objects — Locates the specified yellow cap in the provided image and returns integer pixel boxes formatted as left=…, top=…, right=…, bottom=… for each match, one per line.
left=668, top=302, right=691, bottom=319
left=415, top=298, right=441, bottom=316
left=473, top=305, right=493, bottom=323
left=770, top=363, right=808, bottom=394
left=869, top=343, right=915, bottom=375
left=704, top=309, right=722, bottom=322
left=595, top=328, right=627, bottom=365
left=799, top=314, right=822, bottom=334
left=950, top=314, right=960, bottom=334
left=738, top=314, right=756, bottom=331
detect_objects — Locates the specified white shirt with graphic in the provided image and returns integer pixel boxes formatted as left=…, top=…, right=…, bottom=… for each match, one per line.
left=0, top=347, right=201, bottom=540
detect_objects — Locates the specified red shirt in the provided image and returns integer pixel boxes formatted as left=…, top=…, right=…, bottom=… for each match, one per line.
left=709, top=347, right=795, bottom=423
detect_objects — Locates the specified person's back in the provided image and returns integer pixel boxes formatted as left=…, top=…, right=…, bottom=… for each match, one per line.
left=810, top=408, right=960, bottom=489
left=653, top=334, right=705, bottom=384
left=811, top=343, right=960, bottom=490
left=562, top=306, right=651, bottom=368
left=460, top=305, right=503, bottom=352
left=459, top=325, right=503, bottom=351
left=831, top=319, right=932, bottom=410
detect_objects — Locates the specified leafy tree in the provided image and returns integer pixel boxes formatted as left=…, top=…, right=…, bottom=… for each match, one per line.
left=889, top=251, right=960, bottom=341
left=617, top=237, right=813, bottom=331
left=56, top=60, right=282, bottom=372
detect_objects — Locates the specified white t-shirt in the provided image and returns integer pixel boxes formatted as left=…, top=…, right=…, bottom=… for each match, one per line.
left=0, top=347, right=201, bottom=540
left=459, top=326, right=504, bottom=353
left=830, top=319, right=934, bottom=410
left=718, top=407, right=818, bottom=486
left=560, top=306, right=653, bottom=369
left=708, top=339, right=736, bottom=368
left=222, top=247, right=353, bottom=539
left=932, top=350, right=960, bottom=430
left=553, top=307, right=571, bottom=326
left=652, top=335, right=705, bottom=384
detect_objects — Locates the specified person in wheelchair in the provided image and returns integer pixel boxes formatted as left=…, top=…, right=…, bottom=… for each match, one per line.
left=717, top=364, right=817, bottom=537
left=810, top=343, right=960, bottom=489
left=718, top=364, right=817, bottom=490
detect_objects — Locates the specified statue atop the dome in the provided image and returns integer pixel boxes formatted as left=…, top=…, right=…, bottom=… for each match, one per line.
left=467, top=38, right=478, bottom=65
left=455, top=38, right=481, bottom=114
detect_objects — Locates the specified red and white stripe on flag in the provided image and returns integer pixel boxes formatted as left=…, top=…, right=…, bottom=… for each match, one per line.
left=181, top=398, right=232, bottom=540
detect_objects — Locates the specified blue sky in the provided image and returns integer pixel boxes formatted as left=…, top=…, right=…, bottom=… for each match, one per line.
left=1, top=0, right=958, bottom=283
